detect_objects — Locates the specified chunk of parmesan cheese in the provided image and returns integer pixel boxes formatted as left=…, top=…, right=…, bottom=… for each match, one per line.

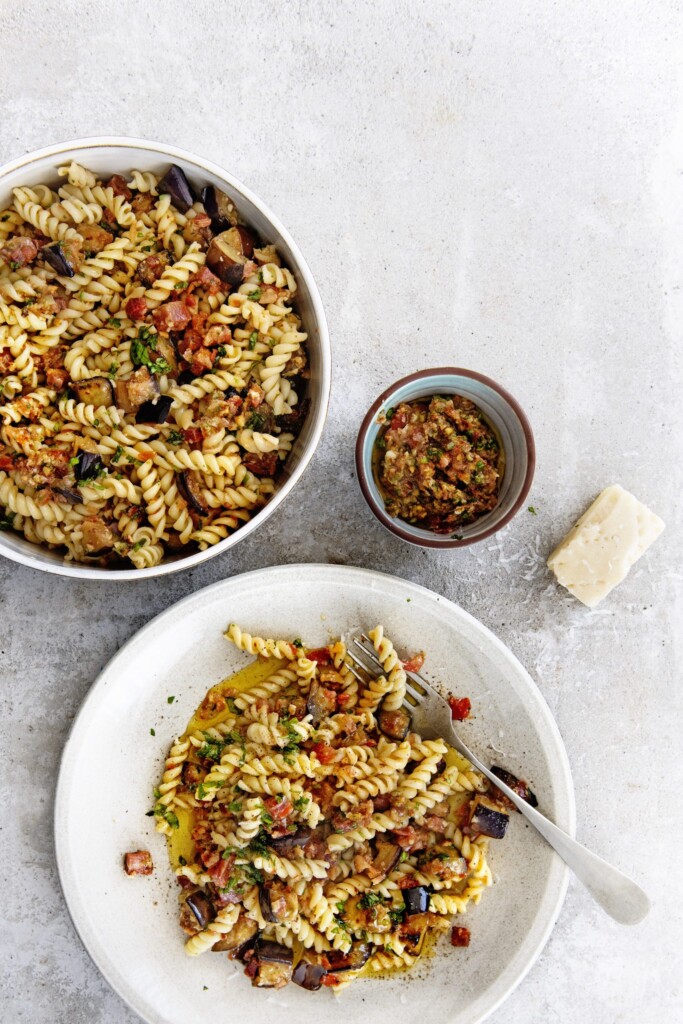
left=547, top=485, right=664, bottom=608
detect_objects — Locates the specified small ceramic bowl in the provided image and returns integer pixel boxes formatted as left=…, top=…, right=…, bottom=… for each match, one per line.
left=355, top=368, right=535, bottom=548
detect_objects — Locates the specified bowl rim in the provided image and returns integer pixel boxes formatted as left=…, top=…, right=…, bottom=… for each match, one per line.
left=0, top=136, right=331, bottom=580
left=355, top=367, right=536, bottom=549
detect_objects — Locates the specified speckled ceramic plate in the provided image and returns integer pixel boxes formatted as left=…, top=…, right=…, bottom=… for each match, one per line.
left=54, top=564, right=575, bottom=1024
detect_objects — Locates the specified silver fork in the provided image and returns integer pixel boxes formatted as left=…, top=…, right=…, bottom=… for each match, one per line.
left=346, top=630, right=650, bottom=926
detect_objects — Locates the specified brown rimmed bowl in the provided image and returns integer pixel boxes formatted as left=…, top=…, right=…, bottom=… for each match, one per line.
left=355, top=368, right=535, bottom=548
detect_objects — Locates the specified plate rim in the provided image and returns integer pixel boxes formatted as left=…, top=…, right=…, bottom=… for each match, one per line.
left=54, top=562, right=576, bottom=1024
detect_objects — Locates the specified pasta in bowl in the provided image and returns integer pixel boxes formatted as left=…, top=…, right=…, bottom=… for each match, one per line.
left=0, top=139, right=329, bottom=577
left=149, top=621, right=522, bottom=992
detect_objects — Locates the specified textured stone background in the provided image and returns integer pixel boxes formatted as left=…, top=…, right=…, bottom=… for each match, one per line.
left=1, top=2, right=682, bottom=1022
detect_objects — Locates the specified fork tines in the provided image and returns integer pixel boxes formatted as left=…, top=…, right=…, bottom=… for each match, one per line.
left=346, top=631, right=428, bottom=704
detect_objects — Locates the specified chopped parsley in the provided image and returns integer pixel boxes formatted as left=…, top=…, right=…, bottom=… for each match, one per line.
left=167, top=429, right=184, bottom=445
left=247, top=288, right=262, bottom=301
left=359, top=892, right=382, bottom=909
left=107, top=362, right=119, bottom=378
left=292, top=795, right=309, bottom=812
left=149, top=727, right=155, bottom=736
left=528, top=505, right=537, bottom=515
left=167, top=695, right=175, bottom=704
left=260, top=808, right=274, bottom=829
left=131, top=538, right=147, bottom=552
left=389, top=906, right=405, bottom=924
left=227, top=800, right=243, bottom=814
left=248, top=331, right=258, bottom=350
left=0, top=512, right=15, bottom=531
left=131, top=326, right=171, bottom=375
left=399, top=850, right=409, bottom=862
left=9, top=260, right=20, bottom=271
left=178, top=855, right=187, bottom=866
left=108, top=317, right=122, bottom=328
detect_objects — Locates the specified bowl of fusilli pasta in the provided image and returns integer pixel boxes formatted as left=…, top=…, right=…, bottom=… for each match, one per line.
left=0, top=138, right=330, bottom=577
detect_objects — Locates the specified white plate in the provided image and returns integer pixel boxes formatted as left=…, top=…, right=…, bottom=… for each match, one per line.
left=55, top=564, right=575, bottom=1024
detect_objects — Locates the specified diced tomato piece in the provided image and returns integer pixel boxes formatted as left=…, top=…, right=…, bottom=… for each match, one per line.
left=45, top=368, right=69, bottom=390
left=189, top=348, right=213, bottom=375
left=0, top=236, right=40, bottom=267
left=321, top=973, right=341, bottom=987
left=397, top=874, right=419, bottom=889
left=207, top=856, right=233, bottom=888
left=390, top=409, right=408, bottom=430
left=450, top=926, right=471, bottom=947
left=152, top=301, right=192, bottom=333
left=448, top=696, right=471, bottom=721
left=107, top=174, right=133, bottom=200
left=182, top=427, right=203, bottom=450
left=263, top=795, right=293, bottom=821
left=310, top=741, right=336, bottom=765
left=125, top=296, right=148, bottom=321
left=243, top=452, right=278, bottom=477
left=336, top=691, right=354, bottom=709
left=190, top=266, right=222, bottom=294
left=0, top=455, right=16, bottom=471
left=402, top=651, right=425, bottom=673
left=124, top=850, right=153, bottom=876
left=306, top=647, right=332, bottom=665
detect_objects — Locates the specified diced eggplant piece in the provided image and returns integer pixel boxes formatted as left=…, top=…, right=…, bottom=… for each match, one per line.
left=469, top=795, right=510, bottom=839
left=248, top=940, right=294, bottom=989
left=322, top=943, right=371, bottom=972
left=42, top=241, right=76, bottom=277
left=306, top=681, right=337, bottom=725
left=212, top=915, right=258, bottom=954
left=71, top=377, right=114, bottom=408
left=378, top=702, right=412, bottom=741
left=490, top=766, right=538, bottom=808
left=201, top=185, right=239, bottom=231
left=292, top=959, right=327, bottom=991
left=81, top=515, right=116, bottom=555
left=136, top=395, right=173, bottom=424
left=185, top=890, right=215, bottom=930
left=124, top=850, right=153, bottom=876
left=153, top=336, right=179, bottom=375
left=74, top=452, right=105, bottom=482
left=206, top=230, right=247, bottom=286
left=115, top=367, right=160, bottom=413
left=226, top=224, right=256, bottom=259
left=177, top=470, right=209, bottom=516
left=370, top=836, right=401, bottom=879
left=268, top=825, right=312, bottom=856
left=258, top=886, right=279, bottom=924
left=250, top=959, right=293, bottom=989
left=402, top=886, right=431, bottom=917
left=157, top=164, right=194, bottom=212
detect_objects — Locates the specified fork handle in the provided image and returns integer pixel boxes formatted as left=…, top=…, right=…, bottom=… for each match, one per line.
left=450, top=731, right=650, bottom=925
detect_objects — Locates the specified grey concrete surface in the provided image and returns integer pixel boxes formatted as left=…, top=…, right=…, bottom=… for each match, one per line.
left=1, top=2, right=682, bottom=1022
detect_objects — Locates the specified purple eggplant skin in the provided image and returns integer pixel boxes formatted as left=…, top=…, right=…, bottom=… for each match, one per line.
left=268, top=826, right=312, bottom=856
left=306, top=682, right=337, bottom=725
left=490, top=766, right=538, bottom=808
left=292, top=960, right=327, bottom=991
left=42, top=241, right=76, bottom=276
left=258, top=886, right=279, bottom=924
left=158, top=165, right=194, bottom=212
left=323, top=943, right=371, bottom=972
left=136, top=395, right=173, bottom=424
left=256, top=940, right=294, bottom=965
left=469, top=797, right=510, bottom=840
left=177, top=470, right=210, bottom=516
left=378, top=703, right=412, bottom=741
left=53, top=486, right=82, bottom=505
left=228, top=926, right=261, bottom=962
left=185, top=891, right=215, bottom=929
left=201, top=185, right=238, bottom=231
left=74, top=452, right=105, bottom=482
left=402, top=886, right=431, bottom=917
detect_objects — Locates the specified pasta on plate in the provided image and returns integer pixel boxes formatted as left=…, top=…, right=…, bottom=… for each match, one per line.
left=150, top=624, right=515, bottom=992
left=0, top=161, right=309, bottom=567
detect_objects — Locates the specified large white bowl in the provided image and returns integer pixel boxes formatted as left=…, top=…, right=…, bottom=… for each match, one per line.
left=0, top=137, right=331, bottom=579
